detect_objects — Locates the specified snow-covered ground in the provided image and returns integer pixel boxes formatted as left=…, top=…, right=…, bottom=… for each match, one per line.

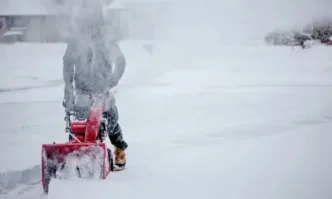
left=1, top=41, right=332, bottom=199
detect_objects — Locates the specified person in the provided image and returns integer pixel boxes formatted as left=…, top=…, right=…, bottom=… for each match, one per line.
left=62, top=7, right=128, bottom=169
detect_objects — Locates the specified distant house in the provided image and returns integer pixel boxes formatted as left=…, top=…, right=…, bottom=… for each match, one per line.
left=0, top=0, right=174, bottom=43
left=0, top=0, right=71, bottom=42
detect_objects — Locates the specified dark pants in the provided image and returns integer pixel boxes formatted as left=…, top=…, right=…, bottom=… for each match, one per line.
left=68, top=86, right=128, bottom=150
left=103, top=95, right=128, bottom=150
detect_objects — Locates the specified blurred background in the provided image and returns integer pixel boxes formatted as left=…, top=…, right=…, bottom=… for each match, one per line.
left=0, top=0, right=332, bottom=46
left=0, top=0, right=173, bottom=43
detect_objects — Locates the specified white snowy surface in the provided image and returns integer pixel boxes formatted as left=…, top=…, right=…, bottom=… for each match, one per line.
left=1, top=41, right=332, bottom=199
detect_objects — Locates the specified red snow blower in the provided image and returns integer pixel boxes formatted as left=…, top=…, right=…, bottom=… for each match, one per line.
left=41, top=92, right=114, bottom=194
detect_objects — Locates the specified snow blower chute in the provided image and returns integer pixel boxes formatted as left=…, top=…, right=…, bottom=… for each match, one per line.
left=41, top=93, right=114, bottom=194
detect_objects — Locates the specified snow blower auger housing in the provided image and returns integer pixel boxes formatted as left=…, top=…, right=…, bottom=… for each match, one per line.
left=41, top=93, right=114, bottom=194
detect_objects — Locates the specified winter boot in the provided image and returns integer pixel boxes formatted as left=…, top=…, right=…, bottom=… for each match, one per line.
left=114, top=147, right=126, bottom=170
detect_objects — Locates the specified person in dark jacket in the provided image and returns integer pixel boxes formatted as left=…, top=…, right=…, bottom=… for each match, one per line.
left=62, top=8, right=127, bottom=169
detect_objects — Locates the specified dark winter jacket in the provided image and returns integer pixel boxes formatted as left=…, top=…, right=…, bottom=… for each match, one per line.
left=63, top=35, right=126, bottom=94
